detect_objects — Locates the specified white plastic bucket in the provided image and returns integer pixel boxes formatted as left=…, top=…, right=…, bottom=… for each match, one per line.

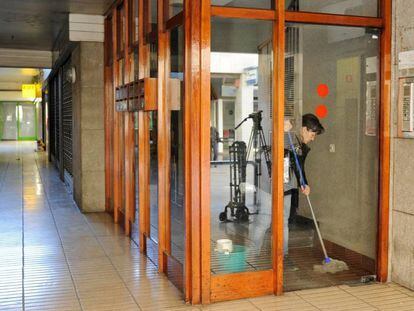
left=216, top=239, right=233, bottom=254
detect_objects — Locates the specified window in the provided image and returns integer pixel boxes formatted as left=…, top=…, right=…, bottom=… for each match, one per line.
left=168, top=0, right=183, bottom=19
left=285, top=0, right=379, bottom=17
left=211, top=0, right=273, bottom=9
left=117, top=3, right=126, bottom=59
left=129, top=0, right=139, bottom=48
left=105, top=16, right=113, bottom=66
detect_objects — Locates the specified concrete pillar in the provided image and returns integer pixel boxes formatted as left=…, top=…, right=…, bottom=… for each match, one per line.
left=234, top=73, right=254, bottom=153
left=391, top=0, right=414, bottom=290
left=72, top=42, right=105, bottom=212
left=217, top=99, right=224, bottom=154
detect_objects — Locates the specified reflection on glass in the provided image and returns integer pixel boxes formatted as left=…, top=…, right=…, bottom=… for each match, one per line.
left=131, top=111, right=140, bottom=245
left=210, top=18, right=273, bottom=274
left=150, top=41, right=158, bottom=78
left=149, top=111, right=158, bottom=243
left=285, top=0, right=378, bottom=17
left=117, top=4, right=126, bottom=54
left=168, top=0, right=183, bottom=18
left=149, top=0, right=158, bottom=77
left=120, top=115, right=126, bottom=214
left=283, top=23, right=379, bottom=291
left=170, top=26, right=185, bottom=264
left=118, top=58, right=125, bottom=85
left=129, top=0, right=139, bottom=45
left=105, top=16, right=113, bottom=66
left=211, top=0, right=272, bottom=9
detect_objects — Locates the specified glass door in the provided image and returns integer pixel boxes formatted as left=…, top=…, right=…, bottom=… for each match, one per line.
left=147, top=111, right=159, bottom=264
left=209, top=16, right=273, bottom=282
left=166, top=24, right=185, bottom=292
left=282, top=23, right=380, bottom=291
left=1, top=103, right=17, bottom=140
left=18, top=103, right=37, bottom=141
left=131, top=110, right=140, bottom=245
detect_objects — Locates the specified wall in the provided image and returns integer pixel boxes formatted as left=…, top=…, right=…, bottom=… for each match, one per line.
left=0, top=91, right=32, bottom=102
left=72, top=41, right=105, bottom=212
left=390, top=0, right=414, bottom=290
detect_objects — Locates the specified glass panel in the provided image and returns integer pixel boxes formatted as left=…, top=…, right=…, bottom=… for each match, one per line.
left=134, top=47, right=139, bottom=80
left=129, top=0, right=139, bottom=46
left=37, top=102, right=42, bottom=140
left=118, top=58, right=125, bottom=85
left=211, top=0, right=273, bottom=10
left=283, top=23, right=379, bottom=291
left=149, top=0, right=158, bottom=77
left=210, top=18, right=273, bottom=274
left=131, top=111, right=140, bottom=245
left=168, top=0, right=183, bottom=19
left=1, top=103, right=17, bottom=140
left=117, top=4, right=126, bottom=56
left=149, top=111, right=158, bottom=243
left=105, top=16, right=113, bottom=66
left=120, top=114, right=126, bottom=214
left=285, top=0, right=378, bottom=17
left=169, top=25, right=185, bottom=264
left=19, top=104, right=36, bottom=139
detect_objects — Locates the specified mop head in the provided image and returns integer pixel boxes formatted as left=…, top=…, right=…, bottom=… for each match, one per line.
left=313, top=257, right=349, bottom=274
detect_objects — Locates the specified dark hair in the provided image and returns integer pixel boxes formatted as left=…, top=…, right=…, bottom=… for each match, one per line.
left=302, top=113, right=325, bottom=135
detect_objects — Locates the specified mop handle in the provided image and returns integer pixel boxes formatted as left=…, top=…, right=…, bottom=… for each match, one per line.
left=287, top=132, right=306, bottom=187
left=306, top=195, right=329, bottom=260
left=287, top=131, right=330, bottom=261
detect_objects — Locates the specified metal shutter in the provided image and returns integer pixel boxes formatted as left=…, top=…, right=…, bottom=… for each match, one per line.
left=285, top=26, right=299, bottom=118
left=62, top=59, right=73, bottom=176
left=48, top=81, right=56, bottom=159
left=54, top=75, right=61, bottom=164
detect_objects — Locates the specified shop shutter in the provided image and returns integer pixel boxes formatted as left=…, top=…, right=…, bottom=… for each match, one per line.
left=62, top=59, right=73, bottom=176
left=54, top=75, right=61, bottom=164
left=285, top=26, right=299, bottom=118
left=48, top=80, right=56, bottom=159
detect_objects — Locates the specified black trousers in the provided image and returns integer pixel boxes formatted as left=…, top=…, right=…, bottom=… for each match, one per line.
left=288, top=188, right=299, bottom=223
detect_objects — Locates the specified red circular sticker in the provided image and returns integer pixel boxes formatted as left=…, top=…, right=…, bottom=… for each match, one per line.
left=317, top=84, right=329, bottom=98
left=315, top=105, right=328, bottom=119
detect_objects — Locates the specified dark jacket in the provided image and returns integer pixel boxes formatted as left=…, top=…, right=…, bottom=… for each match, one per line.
left=284, top=136, right=310, bottom=195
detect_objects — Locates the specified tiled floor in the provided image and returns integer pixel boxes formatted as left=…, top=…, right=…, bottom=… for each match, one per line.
left=1, top=141, right=414, bottom=311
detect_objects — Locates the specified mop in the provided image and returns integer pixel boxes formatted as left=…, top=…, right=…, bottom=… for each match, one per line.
left=287, top=131, right=349, bottom=274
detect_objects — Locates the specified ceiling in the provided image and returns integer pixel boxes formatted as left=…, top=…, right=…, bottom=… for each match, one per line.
left=0, top=0, right=113, bottom=51
left=0, top=68, right=42, bottom=91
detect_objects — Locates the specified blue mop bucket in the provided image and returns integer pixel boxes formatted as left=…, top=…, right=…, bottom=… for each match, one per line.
left=217, top=245, right=247, bottom=273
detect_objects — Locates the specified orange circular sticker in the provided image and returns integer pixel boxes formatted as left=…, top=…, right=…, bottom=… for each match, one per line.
left=317, top=84, right=329, bottom=98
left=315, top=105, right=328, bottom=118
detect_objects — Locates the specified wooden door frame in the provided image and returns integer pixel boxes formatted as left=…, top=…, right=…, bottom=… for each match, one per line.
left=123, top=0, right=135, bottom=237
left=161, top=9, right=188, bottom=297
left=157, top=0, right=169, bottom=273
left=377, top=0, right=391, bottom=283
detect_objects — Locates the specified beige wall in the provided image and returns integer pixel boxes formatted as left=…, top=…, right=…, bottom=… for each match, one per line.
left=390, top=0, right=414, bottom=290
left=72, top=42, right=105, bottom=212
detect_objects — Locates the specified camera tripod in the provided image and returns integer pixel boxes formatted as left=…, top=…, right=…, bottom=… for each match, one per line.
left=219, top=110, right=272, bottom=222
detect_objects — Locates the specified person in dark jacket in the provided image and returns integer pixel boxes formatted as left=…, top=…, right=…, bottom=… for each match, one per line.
left=283, top=113, right=324, bottom=256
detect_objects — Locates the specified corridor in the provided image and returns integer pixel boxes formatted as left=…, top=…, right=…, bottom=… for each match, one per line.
left=0, top=141, right=413, bottom=311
